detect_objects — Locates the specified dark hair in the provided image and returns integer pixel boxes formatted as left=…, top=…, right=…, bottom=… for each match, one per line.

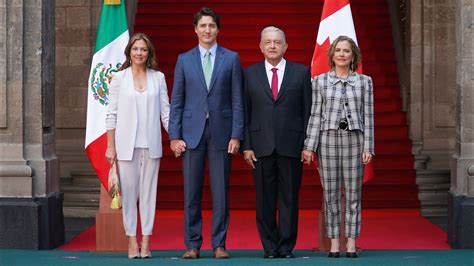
left=121, top=32, right=159, bottom=71
left=193, top=7, right=220, bottom=29
left=327, top=35, right=361, bottom=71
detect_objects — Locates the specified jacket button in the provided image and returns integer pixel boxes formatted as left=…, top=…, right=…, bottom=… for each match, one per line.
left=345, top=103, right=348, bottom=106
left=347, top=115, right=352, bottom=118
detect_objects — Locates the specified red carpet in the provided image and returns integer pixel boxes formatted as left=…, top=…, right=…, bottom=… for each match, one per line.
left=59, top=209, right=450, bottom=251
left=135, top=0, right=420, bottom=210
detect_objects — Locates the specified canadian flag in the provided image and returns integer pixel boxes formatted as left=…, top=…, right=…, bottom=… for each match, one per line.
left=311, top=0, right=374, bottom=182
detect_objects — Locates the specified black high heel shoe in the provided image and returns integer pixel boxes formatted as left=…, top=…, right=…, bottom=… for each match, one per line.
left=346, top=252, right=358, bottom=258
left=328, top=252, right=340, bottom=258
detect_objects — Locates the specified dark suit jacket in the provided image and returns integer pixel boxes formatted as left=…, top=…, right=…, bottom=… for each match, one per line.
left=168, top=45, right=244, bottom=150
left=242, top=60, right=311, bottom=159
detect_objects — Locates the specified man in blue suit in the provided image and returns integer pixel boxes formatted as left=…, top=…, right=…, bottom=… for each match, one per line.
left=168, top=7, right=244, bottom=259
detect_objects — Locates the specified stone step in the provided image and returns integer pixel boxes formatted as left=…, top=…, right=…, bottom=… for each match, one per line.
left=64, top=197, right=99, bottom=206
left=62, top=185, right=101, bottom=193
left=418, top=191, right=449, bottom=201
left=418, top=183, right=450, bottom=191
left=63, top=189, right=100, bottom=203
left=63, top=207, right=98, bottom=218
left=420, top=207, right=448, bottom=217
left=416, top=169, right=451, bottom=176
left=420, top=199, right=448, bottom=206
left=416, top=176, right=450, bottom=185
left=415, top=169, right=450, bottom=217
left=71, top=171, right=101, bottom=186
left=63, top=200, right=99, bottom=208
left=60, top=171, right=101, bottom=218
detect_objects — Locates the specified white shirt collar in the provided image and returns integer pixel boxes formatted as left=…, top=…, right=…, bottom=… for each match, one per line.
left=264, top=58, right=286, bottom=73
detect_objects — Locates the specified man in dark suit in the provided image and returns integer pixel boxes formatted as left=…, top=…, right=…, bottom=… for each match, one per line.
left=168, top=7, right=244, bottom=259
left=242, top=26, right=311, bottom=259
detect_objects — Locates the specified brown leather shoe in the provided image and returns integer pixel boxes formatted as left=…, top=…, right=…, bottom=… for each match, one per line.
left=182, top=248, right=200, bottom=259
left=214, top=247, right=230, bottom=259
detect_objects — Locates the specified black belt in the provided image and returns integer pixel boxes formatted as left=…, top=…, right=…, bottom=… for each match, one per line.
left=339, top=118, right=349, bottom=131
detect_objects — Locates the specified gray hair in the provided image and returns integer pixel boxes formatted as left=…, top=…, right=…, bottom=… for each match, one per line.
left=260, top=26, right=286, bottom=44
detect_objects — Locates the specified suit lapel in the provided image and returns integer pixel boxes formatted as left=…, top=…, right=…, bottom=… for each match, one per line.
left=277, top=61, right=294, bottom=101
left=125, top=68, right=138, bottom=117
left=146, top=68, right=154, bottom=112
left=255, top=62, right=274, bottom=100
left=191, top=46, right=208, bottom=93
left=126, top=68, right=135, bottom=95
left=209, top=45, right=225, bottom=92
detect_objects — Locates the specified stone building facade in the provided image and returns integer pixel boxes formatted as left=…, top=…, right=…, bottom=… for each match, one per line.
left=0, top=0, right=472, bottom=249
left=404, top=0, right=473, bottom=248
left=0, top=0, right=63, bottom=249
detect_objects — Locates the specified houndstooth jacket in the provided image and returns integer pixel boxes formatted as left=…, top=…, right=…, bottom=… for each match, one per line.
left=304, top=70, right=374, bottom=155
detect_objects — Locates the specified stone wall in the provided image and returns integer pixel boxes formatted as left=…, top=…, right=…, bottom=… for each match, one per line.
left=55, top=0, right=101, bottom=178
left=406, top=0, right=457, bottom=171
left=448, top=0, right=474, bottom=249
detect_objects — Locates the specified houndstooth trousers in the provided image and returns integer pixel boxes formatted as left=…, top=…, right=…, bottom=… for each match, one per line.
left=318, top=129, right=364, bottom=238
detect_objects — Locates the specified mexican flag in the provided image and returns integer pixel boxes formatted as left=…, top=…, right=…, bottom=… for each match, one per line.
left=85, top=0, right=129, bottom=190
left=311, top=0, right=374, bottom=183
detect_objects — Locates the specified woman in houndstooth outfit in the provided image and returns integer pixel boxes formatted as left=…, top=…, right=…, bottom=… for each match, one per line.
left=302, top=35, right=374, bottom=258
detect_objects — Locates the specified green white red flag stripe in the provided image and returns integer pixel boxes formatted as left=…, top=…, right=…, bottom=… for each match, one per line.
left=85, top=0, right=129, bottom=190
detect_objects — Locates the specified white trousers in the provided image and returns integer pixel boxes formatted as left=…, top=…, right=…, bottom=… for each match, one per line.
left=117, top=148, right=160, bottom=236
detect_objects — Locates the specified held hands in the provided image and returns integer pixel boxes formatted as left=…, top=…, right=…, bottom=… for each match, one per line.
left=243, top=150, right=257, bottom=169
left=170, top=139, right=187, bottom=157
left=301, top=150, right=315, bottom=165
left=228, top=138, right=240, bottom=154
left=105, top=146, right=117, bottom=165
left=362, top=152, right=373, bottom=164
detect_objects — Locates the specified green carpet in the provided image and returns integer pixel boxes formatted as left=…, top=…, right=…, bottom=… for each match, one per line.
left=0, top=250, right=472, bottom=266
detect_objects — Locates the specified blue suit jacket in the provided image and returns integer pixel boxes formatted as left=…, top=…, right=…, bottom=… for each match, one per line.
left=169, top=45, right=244, bottom=150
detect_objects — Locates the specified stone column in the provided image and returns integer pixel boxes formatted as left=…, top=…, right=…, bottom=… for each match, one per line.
left=448, top=0, right=474, bottom=249
left=0, top=0, right=64, bottom=249
left=406, top=0, right=457, bottom=217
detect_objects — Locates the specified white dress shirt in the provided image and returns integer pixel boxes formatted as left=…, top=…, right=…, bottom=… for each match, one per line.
left=264, top=58, right=286, bottom=92
left=134, top=89, right=149, bottom=148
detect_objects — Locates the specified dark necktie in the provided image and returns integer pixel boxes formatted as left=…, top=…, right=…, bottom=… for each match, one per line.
left=271, top=68, right=278, bottom=100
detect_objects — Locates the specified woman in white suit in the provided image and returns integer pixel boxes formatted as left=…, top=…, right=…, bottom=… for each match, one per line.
left=106, top=33, right=170, bottom=259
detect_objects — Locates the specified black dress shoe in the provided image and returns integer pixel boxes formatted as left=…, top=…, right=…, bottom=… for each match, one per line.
left=328, top=252, right=340, bottom=258
left=279, top=251, right=295, bottom=258
left=346, top=252, right=358, bottom=258
left=263, top=253, right=279, bottom=259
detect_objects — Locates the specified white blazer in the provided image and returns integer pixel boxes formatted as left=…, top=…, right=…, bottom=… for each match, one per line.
left=106, top=68, right=170, bottom=160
